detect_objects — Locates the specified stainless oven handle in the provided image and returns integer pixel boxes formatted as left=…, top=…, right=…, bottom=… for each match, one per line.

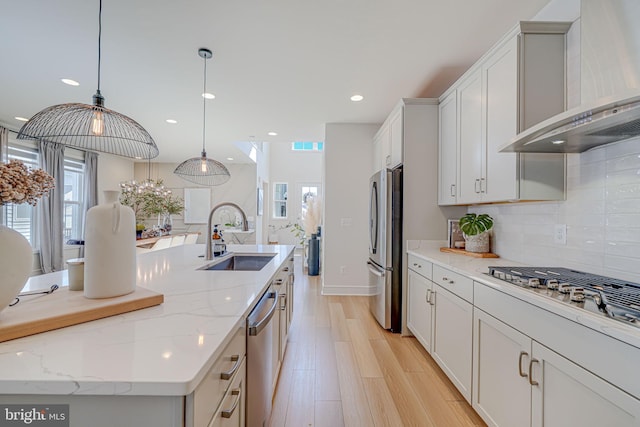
left=367, top=262, right=385, bottom=277
left=248, top=291, right=279, bottom=336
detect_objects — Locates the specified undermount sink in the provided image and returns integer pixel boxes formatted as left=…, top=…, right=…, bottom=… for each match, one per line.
left=199, top=253, right=276, bottom=271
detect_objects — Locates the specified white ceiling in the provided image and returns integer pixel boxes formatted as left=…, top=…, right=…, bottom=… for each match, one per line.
left=0, top=0, right=551, bottom=164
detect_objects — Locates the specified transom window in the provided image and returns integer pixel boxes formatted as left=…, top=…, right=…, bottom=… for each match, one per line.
left=291, top=142, right=323, bottom=152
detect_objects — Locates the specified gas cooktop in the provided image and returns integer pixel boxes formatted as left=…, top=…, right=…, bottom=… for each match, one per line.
left=487, top=266, right=640, bottom=328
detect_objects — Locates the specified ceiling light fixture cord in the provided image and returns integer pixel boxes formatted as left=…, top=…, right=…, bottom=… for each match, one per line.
left=202, top=51, right=207, bottom=154
left=16, top=0, right=158, bottom=159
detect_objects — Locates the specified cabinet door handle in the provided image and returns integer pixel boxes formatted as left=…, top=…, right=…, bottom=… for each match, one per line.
left=528, top=358, right=540, bottom=386
left=518, top=351, right=528, bottom=378
left=426, top=289, right=432, bottom=304
left=480, top=178, right=486, bottom=193
left=280, top=293, right=287, bottom=310
left=450, top=184, right=456, bottom=197
left=431, top=291, right=436, bottom=306
left=220, top=355, right=241, bottom=380
left=475, top=179, right=481, bottom=193
left=221, top=388, right=242, bottom=418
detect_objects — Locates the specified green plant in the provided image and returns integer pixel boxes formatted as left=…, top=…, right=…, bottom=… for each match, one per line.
left=459, top=213, right=493, bottom=236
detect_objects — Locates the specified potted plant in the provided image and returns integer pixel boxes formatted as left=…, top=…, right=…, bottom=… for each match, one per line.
left=459, top=213, right=493, bottom=253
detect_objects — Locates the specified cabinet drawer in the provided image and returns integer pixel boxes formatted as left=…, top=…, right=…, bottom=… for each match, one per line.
left=432, top=265, right=473, bottom=303
left=407, top=254, right=431, bottom=279
left=191, top=324, right=246, bottom=427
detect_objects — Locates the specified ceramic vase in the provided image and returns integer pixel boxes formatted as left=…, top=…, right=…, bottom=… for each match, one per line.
left=464, top=231, right=490, bottom=253
left=0, top=225, right=32, bottom=313
left=84, top=191, right=137, bottom=299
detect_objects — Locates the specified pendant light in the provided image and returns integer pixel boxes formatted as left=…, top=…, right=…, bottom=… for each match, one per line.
left=173, top=48, right=230, bottom=186
left=16, top=0, right=159, bottom=160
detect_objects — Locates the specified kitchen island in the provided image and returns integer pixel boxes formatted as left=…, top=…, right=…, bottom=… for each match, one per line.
left=0, top=244, right=295, bottom=426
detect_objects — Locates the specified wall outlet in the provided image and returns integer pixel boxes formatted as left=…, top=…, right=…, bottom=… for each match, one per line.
left=554, top=224, right=567, bottom=245
left=340, top=266, right=347, bottom=275
left=340, top=218, right=353, bottom=227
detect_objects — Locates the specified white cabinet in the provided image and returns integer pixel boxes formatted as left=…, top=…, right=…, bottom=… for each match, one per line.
left=440, top=21, right=570, bottom=205
left=372, top=102, right=403, bottom=171
left=432, top=284, right=473, bottom=403
left=407, top=266, right=434, bottom=353
left=438, top=90, right=458, bottom=205
left=208, top=358, right=246, bottom=427
left=473, top=308, right=640, bottom=427
left=457, top=70, right=484, bottom=204
left=388, top=107, right=403, bottom=168
left=406, top=256, right=472, bottom=403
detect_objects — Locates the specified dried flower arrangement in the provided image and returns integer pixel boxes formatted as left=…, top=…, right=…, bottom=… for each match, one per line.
left=0, top=159, right=55, bottom=205
left=302, top=195, right=322, bottom=236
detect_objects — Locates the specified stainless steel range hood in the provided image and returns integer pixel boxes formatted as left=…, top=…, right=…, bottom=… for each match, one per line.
left=501, top=0, right=640, bottom=153
left=500, top=91, right=640, bottom=153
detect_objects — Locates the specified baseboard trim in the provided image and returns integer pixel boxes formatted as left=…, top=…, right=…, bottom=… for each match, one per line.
left=321, top=285, right=375, bottom=296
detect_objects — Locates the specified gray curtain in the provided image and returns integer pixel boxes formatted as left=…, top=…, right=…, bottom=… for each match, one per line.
left=0, top=126, right=7, bottom=163
left=39, top=140, right=65, bottom=273
left=80, top=151, right=98, bottom=256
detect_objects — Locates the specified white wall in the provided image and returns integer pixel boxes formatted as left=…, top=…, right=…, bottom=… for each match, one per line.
left=267, top=142, right=323, bottom=245
left=470, top=0, right=640, bottom=283
left=323, top=123, right=379, bottom=294
left=132, top=162, right=257, bottom=244
left=97, top=153, right=134, bottom=202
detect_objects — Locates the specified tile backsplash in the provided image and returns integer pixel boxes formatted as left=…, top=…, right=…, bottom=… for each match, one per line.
left=470, top=137, right=640, bottom=283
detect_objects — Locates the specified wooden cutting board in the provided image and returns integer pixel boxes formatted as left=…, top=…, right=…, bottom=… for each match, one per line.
left=440, top=247, right=499, bottom=258
left=0, top=286, right=164, bottom=343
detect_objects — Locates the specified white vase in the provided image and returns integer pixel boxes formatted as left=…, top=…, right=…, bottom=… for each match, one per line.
left=0, top=225, right=32, bottom=313
left=84, top=191, right=137, bottom=299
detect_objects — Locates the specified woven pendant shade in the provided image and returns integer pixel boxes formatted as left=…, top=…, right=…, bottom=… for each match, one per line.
left=16, top=0, right=158, bottom=160
left=174, top=48, right=230, bottom=186
left=174, top=151, right=231, bottom=186
left=17, top=99, right=159, bottom=159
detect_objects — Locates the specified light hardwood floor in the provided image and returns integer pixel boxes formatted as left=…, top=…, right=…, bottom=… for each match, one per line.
left=269, top=255, right=486, bottom=427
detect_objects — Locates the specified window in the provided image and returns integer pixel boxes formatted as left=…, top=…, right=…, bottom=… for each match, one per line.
left=2, top=144, right=39, bottom=246
left=63, top=158, right=85, bottom=240
left=1, top=139, right=85, bottom=246
left=291, top=141, right=323, bottom=151
left=273, top=182, right=288, bottom=219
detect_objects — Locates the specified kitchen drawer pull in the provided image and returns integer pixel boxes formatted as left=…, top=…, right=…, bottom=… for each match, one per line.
left=275, top=278, right=284, bottom=284
left=413, top=263, right=421, bottom=268
left=518, top=351, right=528, bottom=378
left=280, top=293, right=287, bottom=310
left=221, top=388, right=242, bottom=418
left=528, top=358, right=539, bottom=386
left=220, top=355, right=241, bottom=380
left=283, top=267, right=290, bottom=272
left=442, top=277, right=454, bottom=284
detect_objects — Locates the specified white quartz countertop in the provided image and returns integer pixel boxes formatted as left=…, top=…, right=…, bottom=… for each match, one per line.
left=407, top=240, right=640, bottom=350
left=0, top=244, right=295, bottom=396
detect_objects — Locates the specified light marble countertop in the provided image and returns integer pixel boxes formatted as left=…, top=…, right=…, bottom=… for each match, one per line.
left=0, top=244, right=295, bottom=397
left=407, top=240, right=640, bottom=350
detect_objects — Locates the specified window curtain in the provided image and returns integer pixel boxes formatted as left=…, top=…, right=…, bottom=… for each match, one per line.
left=0, top=126, right=7, bottom=163
left=80, top=151, right=98, bottom=256
left=38, top=140, right=65, bottom=273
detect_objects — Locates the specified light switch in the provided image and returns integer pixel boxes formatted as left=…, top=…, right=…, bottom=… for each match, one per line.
left=340, top=218, right=352, bottom=227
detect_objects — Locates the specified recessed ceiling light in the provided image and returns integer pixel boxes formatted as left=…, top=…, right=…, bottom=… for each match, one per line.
left=268, top=131, right=278, bottom=136
left=227, top=157, right=234, bottom=161
left=551, top=140, right=565, bottom=145
left=14, top=116, right=29, bottom=122
left=61, top=78, right=79, bottom=86
left=202, top=93, right=215, bottom=99
left=165, top=119, right=177, bottom=124
left=350, top=94, right=364, bottom=102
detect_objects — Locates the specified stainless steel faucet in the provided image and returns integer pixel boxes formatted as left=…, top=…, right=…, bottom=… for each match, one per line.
left=206, top=202, right=249, bottom=260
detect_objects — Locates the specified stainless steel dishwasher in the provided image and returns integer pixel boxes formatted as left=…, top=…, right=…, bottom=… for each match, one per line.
left=246, top=286, right=279, bottom=427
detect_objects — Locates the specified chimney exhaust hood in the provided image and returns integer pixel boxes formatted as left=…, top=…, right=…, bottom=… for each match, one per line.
left=501, top=0, right=640, bottom=154
left=500, top=91, right=640, bottom=153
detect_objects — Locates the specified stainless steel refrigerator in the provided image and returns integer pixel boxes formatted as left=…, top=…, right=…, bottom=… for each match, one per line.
left=367, top=166, right=402, bottom=332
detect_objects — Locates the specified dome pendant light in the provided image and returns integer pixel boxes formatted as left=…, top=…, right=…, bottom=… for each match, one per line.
left=173, top=48, right=230, bottom=186
left=16, top=0, right=159, bottom=159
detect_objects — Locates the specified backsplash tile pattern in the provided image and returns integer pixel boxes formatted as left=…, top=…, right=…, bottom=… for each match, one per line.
left=470, top=137, right=640, bottom=283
